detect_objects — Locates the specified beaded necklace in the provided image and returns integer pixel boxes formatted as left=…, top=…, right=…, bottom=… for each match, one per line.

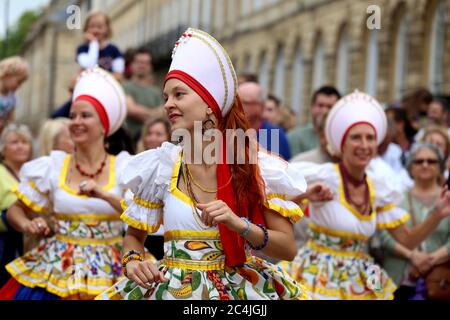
left=74, top=153, right=107, bottom=179
left=339, top=163, right=371, bottom=215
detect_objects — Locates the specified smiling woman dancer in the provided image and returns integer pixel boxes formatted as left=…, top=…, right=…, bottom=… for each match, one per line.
left=0, top=68, right=130, bottom=300
left=280, top=91, right=450, bottom=300
left=96, top=28, right=331, bottom=300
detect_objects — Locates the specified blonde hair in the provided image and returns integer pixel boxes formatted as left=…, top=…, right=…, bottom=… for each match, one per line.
left=136, top=118, right=171, bottom=153
left=421, top=125, right=450, bottom=159
left=0, top=56, right=29, bottom=81
left=38, top=118, right=71, bottom=156
left=0, top=123, right=33, bottom=159
left=83, top=10, right=112, bottom=39
left=278, top=106, right=298, bottom=131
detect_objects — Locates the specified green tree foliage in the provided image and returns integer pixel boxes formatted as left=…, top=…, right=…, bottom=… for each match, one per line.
left=1, top=10, right=40, bottom=59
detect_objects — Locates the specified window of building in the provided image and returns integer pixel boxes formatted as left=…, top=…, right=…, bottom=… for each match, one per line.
left=242, top=0, right=252, bottom=16
left=273, top=46, right=285, bottom=98
left=259, top=52, right=269, bottom=93
left=394, top=15, right=409, bottom=100
left=162, top=3, right=171, bottom=34
left=169, top=0, right=179, bottom=32
left=253, top=0, right=265, bottom=11
left=365, top=29, right=378, bottom=96
left=201, top=0, right=212, bottom=32
left=227, top=0, right=236, bottom=24
left=244, top=54, right=252, bottom=73
left=179, top=0, right=189, bottom=27
left=336, top=27, right=350, bottom=94
left=429, top=0, right=446, bottom=93
left=214, top=0, right=224, bottom=30
left=191, top=0, right=201, bottom=28
left=312, top=37, right=326, bottom=90
left=291, top=44, right=304, bottom=119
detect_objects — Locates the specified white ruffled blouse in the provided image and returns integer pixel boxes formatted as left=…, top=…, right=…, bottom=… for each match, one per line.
left=290, top=161, right=410, bottom=241
left=15, top=150, right=130, bottom=221
left=120, top=142, right=307, bottom=234
left=7, top=151, right=131, bottom=298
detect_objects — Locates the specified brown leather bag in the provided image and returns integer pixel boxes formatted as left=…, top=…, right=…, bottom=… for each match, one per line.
left=425, top=263, right=450, bottom=300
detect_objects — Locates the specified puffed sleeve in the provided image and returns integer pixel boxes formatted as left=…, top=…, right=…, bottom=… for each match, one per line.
left=367, top=164, right=410, bottom=229
left=258, top=152, right=307, bottom=223
left=120, top=142, right=180, bottom=233
left=114, top=151, right=132, bottom=196
left=13, top=155, right=54, bottom=213
left=288, top=161, right=340, bottom=194
left=287, top=161, right=340, bottom=216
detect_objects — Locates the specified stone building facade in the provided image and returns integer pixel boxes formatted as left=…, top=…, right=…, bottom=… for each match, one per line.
left=16, top=0, right=450, bottom=129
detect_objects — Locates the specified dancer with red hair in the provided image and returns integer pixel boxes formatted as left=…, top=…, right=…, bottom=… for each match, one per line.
left=97, top=28, right=329, bottom=300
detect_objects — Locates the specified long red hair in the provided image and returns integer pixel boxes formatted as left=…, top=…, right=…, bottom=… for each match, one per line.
left=218, top=96, right=266, bottom=220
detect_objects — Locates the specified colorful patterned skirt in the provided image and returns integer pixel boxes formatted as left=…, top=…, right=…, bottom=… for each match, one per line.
left=0, top=220, right=124, bottom=300
left=96, top=230, right=309, bottom=300
left=279, top=227, right=397, bottom=300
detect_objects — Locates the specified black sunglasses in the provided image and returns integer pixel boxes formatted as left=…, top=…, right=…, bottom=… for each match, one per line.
left=412, top=158, right=439, bottom=165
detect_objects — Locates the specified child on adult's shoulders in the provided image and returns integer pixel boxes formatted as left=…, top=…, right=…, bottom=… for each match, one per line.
left=76, top=11, right=124, bottom=81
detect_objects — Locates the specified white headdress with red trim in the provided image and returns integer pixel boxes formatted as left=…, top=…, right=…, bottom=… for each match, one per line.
left=72, top=67, right=127, bottom=136
left=325, top=90, right=387, bottom=156
left=165, top=28, right=237, bottom=120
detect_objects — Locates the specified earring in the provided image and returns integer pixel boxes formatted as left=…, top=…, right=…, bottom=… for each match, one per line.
left=202, top=108, right=215, bottom=133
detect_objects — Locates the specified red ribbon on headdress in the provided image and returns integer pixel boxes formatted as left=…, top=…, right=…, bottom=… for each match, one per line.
left=165, top=70, right=265, bottom=267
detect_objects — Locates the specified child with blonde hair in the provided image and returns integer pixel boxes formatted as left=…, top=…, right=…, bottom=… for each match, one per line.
left=0, top=57, right=29, bottom=133
left=76, top=11, right=124, bottom=80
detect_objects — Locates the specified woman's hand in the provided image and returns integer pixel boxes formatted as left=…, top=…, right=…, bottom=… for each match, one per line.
left=23, top=217, right=50, bottom=236
left=78, top=180, right=105, bottom=199
left=78, top=179, right=123, bottom=212
left=125, top=260, right=167, bottom=289
left=196, top=200, right=243, bottom=232
left=410, top=251, right=434, bottom=275
left=291, top=182, right=334, bottom=204
left=305, top=182, right=334, bottom=202
left=435, top=185, right=450, bottom=218
left=435, top=185, right=450, bottom=219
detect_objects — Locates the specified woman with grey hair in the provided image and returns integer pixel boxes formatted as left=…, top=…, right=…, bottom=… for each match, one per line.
left=282, top=91, right=450, bottom=300
left=380, top=142, right=450, bottom=300
left=0, top=123, right=33, bottom=287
